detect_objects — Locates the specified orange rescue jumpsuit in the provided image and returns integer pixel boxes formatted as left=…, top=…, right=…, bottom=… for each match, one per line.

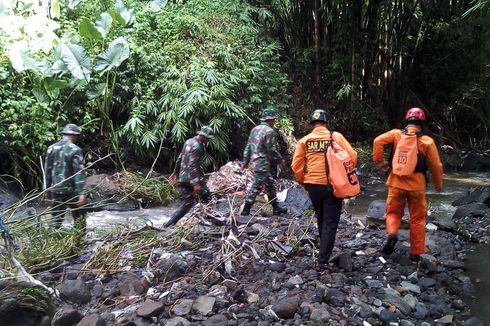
left=372, top=126, right=443, bottom=255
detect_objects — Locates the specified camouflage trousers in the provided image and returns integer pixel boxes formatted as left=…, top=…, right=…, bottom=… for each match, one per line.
left=51, top=193, right=87, bottom=230
left=245, top=171, right=277, bottom=205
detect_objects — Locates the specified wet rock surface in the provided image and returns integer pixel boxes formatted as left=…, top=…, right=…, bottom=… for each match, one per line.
left=2, top=183, right=489, bottom=326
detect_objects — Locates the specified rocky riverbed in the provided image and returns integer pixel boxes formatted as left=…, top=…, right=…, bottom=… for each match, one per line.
left=1, top=174, right=489, bottom=326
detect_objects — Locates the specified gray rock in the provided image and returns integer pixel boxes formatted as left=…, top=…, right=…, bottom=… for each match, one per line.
left=287, top=275, right=304, bottom=285
left=309, top=303, right=330, bottom=322
left=379, top=309, right=398, bottom=323
left=269, top=262, right=286, bottom=273
left=117, top=273, right=147, bottom=297
left=453, top=203, right=489, bottom=219
left=76, top=314, right=107, bottom=326
left=464, top=317, right=485, bottom=326
left=432, top=217, right=457, bottom=231
left=373, top=298, right=383, bottom=307
left=203, top=314, right=229, bottom=326
left=192, top=296, right=215, bottom=316
left=153, top=256, right=187, bottom=282
left=367, top=200, right=387, bottom=220
left=365, top=279, right=383, bottom=289
left=451, top=299, right=465, bottom=310
left=57, top=280, right=91, bottom=304
left=414, top=302, right=428, bottom=319
left=332, top=252, right=353, bottom=272
left=136, top=300, right=165, bottom=318
left=325, top=288, right=345, bottom=307
left=402, top=294, right=417, bottom=310
left=381, top=294, right=412, bottom=315
left=452, top=189, right=490, bottom=207
left=53, top=307, right=82, bottom=326
left=400, top=320, right=415, bottom=326
left=272, top=296, right=300, bottom=319
left=171, top=299, right=194, bottom=316
left=282, top=187, right=313, bottom=217
left=165, top=316, right=190, bottom=326
left=418, top=277, right=436, bottom=290
left=400, top=281, right=421, bottom=294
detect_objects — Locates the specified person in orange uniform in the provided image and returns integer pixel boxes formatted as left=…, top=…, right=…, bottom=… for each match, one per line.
left=373, top=107, right=443, bottom=261
left=292, top=108, right=357, bottom=271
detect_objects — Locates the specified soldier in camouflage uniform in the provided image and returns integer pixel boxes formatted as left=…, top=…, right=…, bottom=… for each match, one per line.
left=44, top=123, right=87, bottom=230
left=241, top=108, right=287, bottom=216
left=164, top=126, right=214, bottom=227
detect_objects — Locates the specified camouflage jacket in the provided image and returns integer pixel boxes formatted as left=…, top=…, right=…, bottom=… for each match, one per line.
left=44, top=138, right=86, bottom=195
left=243, top=122, right=282, bottom=172
left=173, top=137, right=205, bottom=186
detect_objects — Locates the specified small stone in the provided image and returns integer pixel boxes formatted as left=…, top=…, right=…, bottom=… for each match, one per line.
left=333, top=252, right=354, bottom=272
left=246, top=291, right=260, bottom=303
left=365, top=280, right=383, bottom=289
left=379, top=309, right=398, bottom=323
left=203, top=314, right=228, bottom=326
left=400, top=281, right=421, bottom=294
left=165, top=316, right=190, bottom=326
left=418, top=277, right=436, bottom=289
left=373, top=299, right=383, bottom=307
left=400, top=320, right=415, bottom=326
left=451, top=299, right=465, bottom=310
left=171, top=299, right=194, bottom=316
left=221, top=279, right=238, bottom=289
left=117, top=273, right=147, bottom=297
left=414, top=302, right=428, bottom=319
left=287, top=275, right=304, bottom=285
left=76, top=314, right=106, bottom=326
left=56, top=280, right=91, bottom=304
left=53, top=307, right=83, bottom=326
left=136, top=300, right=165, bottom=318
left=269, top=262, right=286, bottom=272
left=436, top=315, right=453, bottom=324
left=192, top=296, right=215, bottom=316
left=407, top=272, right=418, bottom=281
left=403, top=294, right=417, bottom=310
left=272, top=296, right=300, bottom=319
left=464, top=317, right=485, bottom=326
left=309, top=303, right=330, bottom=322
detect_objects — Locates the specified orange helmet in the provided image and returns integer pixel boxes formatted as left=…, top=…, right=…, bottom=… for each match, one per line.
left=405, top=107, right=426, bottom=122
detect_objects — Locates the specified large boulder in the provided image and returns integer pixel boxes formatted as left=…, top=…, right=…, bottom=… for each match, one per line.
left=280, top=187, right=313, bottom=217
left=452, top=203, right=489, bottom=220
left=85, top=174, right=139, bottom=212
left=0, top=280, right=54, bottom=326
left=452, top=189, right=490, bottom=208
left=366, top=200, right=409, bottom=227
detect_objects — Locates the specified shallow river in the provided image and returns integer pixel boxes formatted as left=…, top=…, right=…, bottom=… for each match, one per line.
left=83, top=172, right=490, bottom=322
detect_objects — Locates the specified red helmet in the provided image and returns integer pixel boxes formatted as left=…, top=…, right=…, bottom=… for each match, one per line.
left=405, top=107, right=426, bottom=122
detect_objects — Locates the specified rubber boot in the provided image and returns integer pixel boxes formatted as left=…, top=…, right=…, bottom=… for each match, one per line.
left=382, top=234, right=398, bottom=255
left=241, top=202, right=253, bottom=216
left=165, top=201, right=193, bottom=227
left=272, top=200, right=287, bottom=215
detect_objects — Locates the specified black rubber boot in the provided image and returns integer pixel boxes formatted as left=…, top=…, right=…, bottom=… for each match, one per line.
left=382, top=234, right=398, bottom=255
left=241, top=202, right=253, bottom=216
left=165, top=202, right=193, bottom=227
left=272, top=201, right=287, bottom=215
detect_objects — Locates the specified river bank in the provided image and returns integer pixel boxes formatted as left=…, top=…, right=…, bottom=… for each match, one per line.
left=1, top=172, right=489, bottom=326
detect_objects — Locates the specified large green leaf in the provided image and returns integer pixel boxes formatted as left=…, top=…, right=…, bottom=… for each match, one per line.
left=149, top=0, right=168, bottom=12
left=60, top=43, right=92, bottom=80
left=79, top=18, right=103, bottom=41
left=113, top=0, right=134, bottom=26
left=50, top=0, right=60, bottom=19
left=94, top=37, right=130, bottom=73
left=95, top=13, right=113, bottom=38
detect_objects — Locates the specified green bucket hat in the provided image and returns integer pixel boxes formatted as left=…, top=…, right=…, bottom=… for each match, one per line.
left=198, top=125, right=214, bottom=139
left=61, top=123, right=81, bottom=135
left=260, top=108, right=278, bottom=121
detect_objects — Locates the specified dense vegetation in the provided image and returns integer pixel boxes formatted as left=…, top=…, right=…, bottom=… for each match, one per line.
left=0, top=0, right=489, bottom=188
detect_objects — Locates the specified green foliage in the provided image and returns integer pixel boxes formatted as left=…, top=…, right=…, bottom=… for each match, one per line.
left=117, top=0, right=290, bottom=167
